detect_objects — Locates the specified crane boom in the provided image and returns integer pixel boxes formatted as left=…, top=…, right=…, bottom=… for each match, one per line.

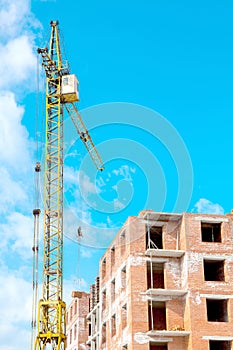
left=33, top=20, right=104, bottom=350
left=65, top=102, right=104, bottom=171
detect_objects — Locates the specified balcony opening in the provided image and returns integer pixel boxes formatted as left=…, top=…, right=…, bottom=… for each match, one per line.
left=146, top=226, right=163, bottom=249
left=102, top=322, right=106, bottom=345
left=147, top=262, right=164, bottom=289
left=90, top=283, right=95, bottom=311
left=122, top=303, right=127, bottom=329
left=206, top=299, right=228, bottom=322
left=201, top=223, right=221, bottom=242
left=204, top=260, right=225, bottom=281
left=95, top=276, right=100, bottom=304
left=150, top=345, right=167, bottom=350
left=111, top=279, right=115, bottom=302
left=148, top=301, right=166, bottom=330
left=70, top=329, right=72, bottom=344
left=91, top=313, right=97, bottom=336
left=70, top=306, right=73, bottom=322
left=74, top=323, right=77, bottom=340
left=102, top=289, right=106, bottom=311
left=209, top=340, right=231, bottom=350
left=74, top=299, right=77, bottom=314
left=120, top=230, right=126, bottom=255
left=102, top=257, right=106, bottom=279
left=111, top=314, right=116, bottom=337
left=111, top=246, right=115, bottom=266
left=121, top=266, right=126, bottom=289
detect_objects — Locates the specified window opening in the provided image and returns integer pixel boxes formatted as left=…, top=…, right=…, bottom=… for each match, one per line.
left=206, top=299, right=228, bottom=322
left=111, top=246, right=115, bottom=266
left=111, top=279, right=115, bottom=302
left=102, top=322, right=106, bottom=344
left=148, top=301, right=166, bottom=330
left=122, top=304, right=127, bottom=329
left=102, top=289, right=106, bottom=310
left=204, top=260, right=225, bottom=281
left=150, top=346, right=168, bottom=350
left=209, top=340, right=231, bottom=350
left=120, top=230, right=126, bottom=254
left=95, top=276, right=100, bottom=304
left=201, top=223, right=221, bottom=242
left=63, top=76, right=68, bottom=85
left=70, top=329, right=72, bottom=344
left=70, top=306, right=73, bottom=322
left=74, top=323, right=77, bottom=339
left=146, top=225, right=163, bottom=249
left=111, top=314, right=116, bottom=336
left=74, top=299, right=77, bottom=314
left=91, top=313, right=97, bottom=335
left=121, top=266, right=126, bottom=289
left=147, top=262, right=164, bottom=289
left=102, top=257, right=106, bottom=279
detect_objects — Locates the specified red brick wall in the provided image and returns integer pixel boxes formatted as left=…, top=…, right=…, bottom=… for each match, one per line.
left=97, top=212, right=233, bottom=350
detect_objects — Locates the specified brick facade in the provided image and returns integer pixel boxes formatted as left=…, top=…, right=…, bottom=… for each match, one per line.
left=96, top=211, right=233, bottom=350
left=68, top=210, right=233, bottom=350
left=66, top=291, right=89, bottom=350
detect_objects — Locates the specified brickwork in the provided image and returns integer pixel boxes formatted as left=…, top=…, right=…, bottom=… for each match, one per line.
left=66, top=291, right=89, bottom=350
left=68, top=210, right=233, bottom=350
left=96, top=211, right=233, bottom=350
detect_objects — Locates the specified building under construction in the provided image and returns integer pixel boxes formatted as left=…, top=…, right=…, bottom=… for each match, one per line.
left=66, top=210, right=233, bottom=350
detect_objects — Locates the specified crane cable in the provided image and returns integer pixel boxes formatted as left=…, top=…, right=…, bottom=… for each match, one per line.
left=30, top=53, right=41, bottom=350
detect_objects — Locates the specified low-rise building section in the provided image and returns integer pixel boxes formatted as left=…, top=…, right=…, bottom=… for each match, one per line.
left=66, top=291, right=89, bottom=350
left=87, top=277, right=100, bottom=350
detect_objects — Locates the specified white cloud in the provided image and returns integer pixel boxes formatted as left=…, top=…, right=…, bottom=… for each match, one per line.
left=0, top=212, right=33, bottom=259
left=0, top=0, right=40, bottom=40
left=107, top=216, right=112, bottom=225
left=65, top=166, right=100, bottom=196
left=0, top=269, right=32, bottom=322
left=194, top=198, right=224, bottom=215
left=0, top=267, right=32, bottom=350
left=0, top=0, right=41, bottom=91
left=63, top=277, right=88, bottom=306
left=0, top=0, right=29, bottom=38
left=112, top=164, right=136, bottom=181
left=114, top=199, right=125, bottom=210
left=96, top=176, right=106, bottom=188
left=0, top=2, right=41, bottom=349
left=0, top=91, right=32, bottom=170
left=0, top=323, right=30, bottom=350
left=130, top=166, right=136, bottom=174
left=80, top=171, right=100, bottom=195
left=0, top=168, right=27, bottom=213
left=0, top=35, right=37, bottom=89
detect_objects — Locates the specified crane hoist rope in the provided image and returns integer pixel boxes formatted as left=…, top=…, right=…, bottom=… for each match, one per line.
left=32, top=20, right=104, bottom=350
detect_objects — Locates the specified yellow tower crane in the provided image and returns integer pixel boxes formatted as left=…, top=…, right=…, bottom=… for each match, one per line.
left=32, top=20, right=104, bottom=350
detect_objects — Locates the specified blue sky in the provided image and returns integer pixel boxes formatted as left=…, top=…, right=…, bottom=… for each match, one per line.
left=0, top=0, right=233, bottom=349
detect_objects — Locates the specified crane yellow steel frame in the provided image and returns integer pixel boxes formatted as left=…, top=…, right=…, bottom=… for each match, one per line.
left=33, top=21, right=104, bottom=350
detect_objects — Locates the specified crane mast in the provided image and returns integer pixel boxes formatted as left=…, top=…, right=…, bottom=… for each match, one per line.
left=33, top=21, right=104, bottom=350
